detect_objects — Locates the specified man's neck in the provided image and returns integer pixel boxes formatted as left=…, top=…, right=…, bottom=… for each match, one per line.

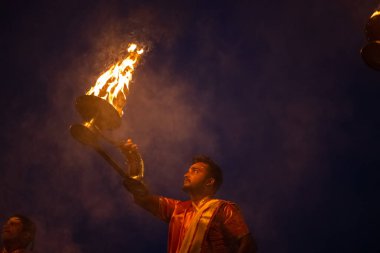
left=190, top=193, right=213, bottom=206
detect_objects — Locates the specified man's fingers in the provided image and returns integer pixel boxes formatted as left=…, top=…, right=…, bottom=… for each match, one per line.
left=119, top=139, right=137, bottom=149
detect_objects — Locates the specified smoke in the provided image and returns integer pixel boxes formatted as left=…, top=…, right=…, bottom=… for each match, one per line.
left=1, top=0, right=379, bottom=252
left=1, top=1, right=219, bottom=252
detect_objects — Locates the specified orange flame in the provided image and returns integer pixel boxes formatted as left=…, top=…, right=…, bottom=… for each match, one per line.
left=371, top=10, right=380, bottom=18
left=86, top=43, right=144, bottom=116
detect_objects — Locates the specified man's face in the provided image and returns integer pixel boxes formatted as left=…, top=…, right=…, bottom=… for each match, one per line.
left=183, top=162, right=211, bottom=193
left=1, top=217, right=24, bottom=242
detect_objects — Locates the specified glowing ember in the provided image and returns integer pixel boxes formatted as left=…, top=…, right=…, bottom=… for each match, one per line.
left=86, top=43, right=144, bottom=116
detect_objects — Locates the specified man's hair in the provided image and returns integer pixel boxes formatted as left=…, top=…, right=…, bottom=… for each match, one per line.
left=10, top=214, right=36, bottom=248
left=192, top=155, right=223, bottom=192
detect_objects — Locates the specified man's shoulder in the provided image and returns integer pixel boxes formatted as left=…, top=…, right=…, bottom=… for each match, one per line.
left=176, top=199, right=192, bottom=209
left=216, top=199, right=239, bottom=207
left=159, top=196, right=192, bottom=209
left=214, top=199, right=244, bottom=215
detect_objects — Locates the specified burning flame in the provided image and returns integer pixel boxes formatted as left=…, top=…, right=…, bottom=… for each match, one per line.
left=371, top=10, right=380, bottom=19
left=86, top=43, right=144, bottom=116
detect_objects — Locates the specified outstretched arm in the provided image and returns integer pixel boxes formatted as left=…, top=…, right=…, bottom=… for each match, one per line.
left=123, top=177, right=159, bottom=214
left=120, top=139, right=159, bottom=215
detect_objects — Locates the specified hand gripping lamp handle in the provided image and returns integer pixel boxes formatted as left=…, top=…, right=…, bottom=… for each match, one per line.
left=70, top=95, right=144, bottom=180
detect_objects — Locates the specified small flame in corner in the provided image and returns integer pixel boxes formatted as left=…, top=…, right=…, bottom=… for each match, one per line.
left=371, top=10, right=380, bottom=19
left=86, top=43, right=145, bottom=116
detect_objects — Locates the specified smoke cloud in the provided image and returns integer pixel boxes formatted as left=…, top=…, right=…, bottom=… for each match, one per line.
left=1, top=0, right=379, bottom=252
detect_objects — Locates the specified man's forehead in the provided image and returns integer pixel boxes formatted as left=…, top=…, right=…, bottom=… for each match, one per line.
left=7, top=217, right=22, bottom=223
left=190, top=162, right=208, bottom=170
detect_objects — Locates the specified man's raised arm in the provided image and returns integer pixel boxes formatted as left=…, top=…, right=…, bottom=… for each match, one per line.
left=120, top=139, right=159, bottom=215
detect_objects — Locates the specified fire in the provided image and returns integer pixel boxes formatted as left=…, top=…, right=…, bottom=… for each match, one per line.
left=86, top=43, right=144, bottom=116
left=371, top=10, right=380, bottom=19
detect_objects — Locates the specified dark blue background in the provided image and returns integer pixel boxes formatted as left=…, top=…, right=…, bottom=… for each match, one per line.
left=1, top=0, right=379, bottom=252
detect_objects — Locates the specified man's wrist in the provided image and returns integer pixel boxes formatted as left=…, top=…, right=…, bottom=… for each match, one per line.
left=123, top=177, right=149, bottom=197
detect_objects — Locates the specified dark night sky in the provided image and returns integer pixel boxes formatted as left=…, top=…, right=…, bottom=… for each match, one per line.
left=1, top=0, right=379, bottom=252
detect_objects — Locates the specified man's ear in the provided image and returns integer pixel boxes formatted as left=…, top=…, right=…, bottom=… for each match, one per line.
left=206, top=177, right=215, bottom=187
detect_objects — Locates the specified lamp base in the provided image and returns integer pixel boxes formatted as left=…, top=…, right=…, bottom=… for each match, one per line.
left=75, top=95, right=121, bottom=130
left=361, top=41, right=380, bottom=71
left=70, top=124, right=99, bottom=147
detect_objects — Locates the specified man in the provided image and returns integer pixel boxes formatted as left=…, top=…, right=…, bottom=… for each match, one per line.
left=121, top=139, right=257, bottom=253
left=1, top=215, right=36, bottom=253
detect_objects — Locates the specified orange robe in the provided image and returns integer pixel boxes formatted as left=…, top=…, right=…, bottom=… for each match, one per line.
left=156, top=197, right=250, bottom=253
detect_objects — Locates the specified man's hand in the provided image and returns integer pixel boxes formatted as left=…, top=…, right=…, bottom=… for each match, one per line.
left=119, top=139, right=159, bottom=215
left=119, top=139, right=144, bottom=180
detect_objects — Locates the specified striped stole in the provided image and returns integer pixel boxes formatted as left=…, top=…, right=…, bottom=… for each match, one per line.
left=178, top=199, right=222, bottom=253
